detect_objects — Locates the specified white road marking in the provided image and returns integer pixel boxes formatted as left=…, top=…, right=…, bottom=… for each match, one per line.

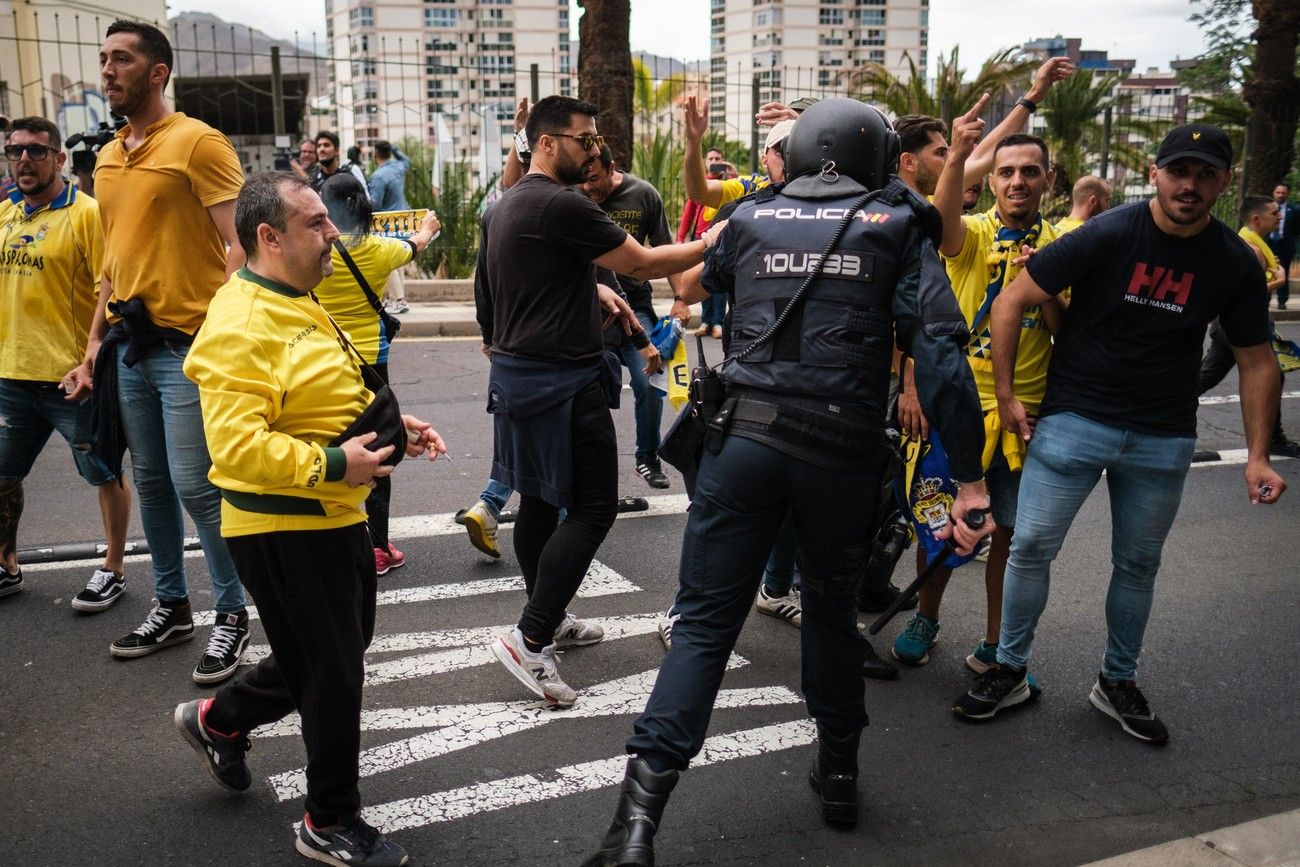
left=266, top=655, right=788, bottom=803
left=360, top=718, right=818, bottom=833
left=1199, top=389, right=1300, bottom=406
left=191, top=560, right=640, bottom=627
left=241, top=611, right=664, bottom=667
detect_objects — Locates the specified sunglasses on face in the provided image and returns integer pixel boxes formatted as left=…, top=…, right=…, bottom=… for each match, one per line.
left=4, top=144, right=54, bottom=161
left=550, top=132, right=605, bottom=151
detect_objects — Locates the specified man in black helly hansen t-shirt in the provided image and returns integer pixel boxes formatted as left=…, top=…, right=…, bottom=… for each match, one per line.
left=950, top=124, right=1286, bottom=743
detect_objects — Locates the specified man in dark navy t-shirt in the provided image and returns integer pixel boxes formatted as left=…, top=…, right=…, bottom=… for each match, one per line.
left=952, top=124, right=1286, bottom=743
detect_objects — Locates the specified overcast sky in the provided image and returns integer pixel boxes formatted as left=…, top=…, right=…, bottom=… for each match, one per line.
left=171, top=0, right=1212, bottom=76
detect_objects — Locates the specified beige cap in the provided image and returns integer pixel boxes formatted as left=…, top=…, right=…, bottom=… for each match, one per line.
left=764, top=119, right=795, bottom=152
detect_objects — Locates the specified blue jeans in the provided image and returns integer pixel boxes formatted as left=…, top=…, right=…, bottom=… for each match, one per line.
left=0, top=379, right=114, bottom=485
left=701, top=292, right=727, bottom=328
left=762, top=512, right=799, bottom=596
left=479, top=478, right=513, bottom=518
left=997, top=412, right=1195, bottom=681
left=615, top=310, right=664, bottom=460
left=116, top=342, right=245, bottom=612
left=627, top=435, right=875, bottom=770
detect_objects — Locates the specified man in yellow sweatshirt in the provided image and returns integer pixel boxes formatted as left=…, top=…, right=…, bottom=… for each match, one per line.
left=173, top=172, right=445, bottom=867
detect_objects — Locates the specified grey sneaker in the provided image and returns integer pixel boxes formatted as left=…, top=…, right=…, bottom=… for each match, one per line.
left=174, top=698, right=251, bottom=791
left=553, top=611, right=604, bottom=648
left=490, top=628, right=577, bottom=708
left=71, top=569, right=125, bottom=612
left=296, top=814, right=409, bottom=866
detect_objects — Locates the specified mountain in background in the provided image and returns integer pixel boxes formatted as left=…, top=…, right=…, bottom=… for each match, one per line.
left=169, top=11, right=323, bottom=78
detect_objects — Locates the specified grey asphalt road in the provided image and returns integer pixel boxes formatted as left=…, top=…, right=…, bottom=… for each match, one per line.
left=2, top=327, right=1298, bottom=866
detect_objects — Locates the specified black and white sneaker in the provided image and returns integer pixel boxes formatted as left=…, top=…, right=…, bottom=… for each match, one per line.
left=635, top=457, right=670, bottom=490
left=71, top=569, right=126, bottom=612
left=192, top=610, right=251, bottom=685
left=952, top=665, right=1034, bottom=720
left=0, top=565, right=22, bottom=598
left=296, top=814, right=409, bottom=866
left=1089, top=674, right=1169, bottom=744
left=110, top=599, right=194, bottom=658
left=173, top=698, right=251, bottom=791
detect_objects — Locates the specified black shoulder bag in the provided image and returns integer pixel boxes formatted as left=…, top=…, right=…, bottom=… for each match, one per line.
left=316, top=299, right=406, bottom=467
left=658, top=190, right=878, bottom=492
left=334, top=240, right=403, bottom=339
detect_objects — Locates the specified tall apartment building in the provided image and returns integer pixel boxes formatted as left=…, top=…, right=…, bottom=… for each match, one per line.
left=325, top=0, right=572, bottom=180
left=709, top=0, right=928, bottom=146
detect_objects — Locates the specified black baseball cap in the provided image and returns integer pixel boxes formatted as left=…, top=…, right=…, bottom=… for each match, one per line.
left=1155, top=123, right=1233, bottom=170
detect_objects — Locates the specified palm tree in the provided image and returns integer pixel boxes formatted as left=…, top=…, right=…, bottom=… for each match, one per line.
left=632, top=58, right=687, bottom=142
left=578, top=0, right=633, bottom=169
left=844, top=46, right=1038, bottom=126
left=1241, top=0, right=1300, bottom=193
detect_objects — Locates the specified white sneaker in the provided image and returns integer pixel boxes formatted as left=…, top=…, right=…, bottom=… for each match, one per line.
left=491, top=628, right=577, bottom=708
left=755, top=586, right=802, bottom=628
left=387, top=299, right=410, bottom=314
left=463, top=500, right=501, bottom=559
left=658, top=611, right=679, bottom=650
left=553, top=611, right=604, bottom=648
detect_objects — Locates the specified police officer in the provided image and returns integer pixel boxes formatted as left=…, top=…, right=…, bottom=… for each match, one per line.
left=583, top=99, right=996, bottom=866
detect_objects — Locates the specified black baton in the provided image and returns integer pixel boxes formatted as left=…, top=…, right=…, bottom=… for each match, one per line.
left=867, top=509, right=987, bottom=635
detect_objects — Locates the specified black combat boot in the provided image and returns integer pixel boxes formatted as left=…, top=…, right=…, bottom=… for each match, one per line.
left=808, top=723, right=860, bottom=826
left=862, top=637, right=899, bottom=680
left=583, top=756, right=680, bottom=867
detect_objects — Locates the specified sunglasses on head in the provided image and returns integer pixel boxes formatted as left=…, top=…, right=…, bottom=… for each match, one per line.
left=4, top=144, right=54, bottom=161
left=549, top=132, right=605, bottom=151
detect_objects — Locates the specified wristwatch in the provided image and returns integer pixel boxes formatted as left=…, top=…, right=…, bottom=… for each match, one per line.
left=1015, top=96, right=1038, bottom=113
left=513, top=129, right=530, bottom=154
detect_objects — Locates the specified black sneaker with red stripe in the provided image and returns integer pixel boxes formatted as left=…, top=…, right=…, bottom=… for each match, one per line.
left=173, top=698, right=251, bottom=791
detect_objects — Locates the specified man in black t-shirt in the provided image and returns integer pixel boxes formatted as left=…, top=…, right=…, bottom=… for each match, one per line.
left=582, top=146, right=682, bottom=488
left=480, top=96, right=711, bottom=708
left=953, top=124, right=1287, bottom=743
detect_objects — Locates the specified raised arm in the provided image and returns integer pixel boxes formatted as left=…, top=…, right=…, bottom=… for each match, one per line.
left=682, top=95, right=724, bottom=209
left=964, top=57, right=1075, bottom=187
left=935, top=93, right=990, bottom=258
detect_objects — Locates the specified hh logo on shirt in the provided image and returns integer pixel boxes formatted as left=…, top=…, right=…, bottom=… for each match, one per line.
left=1125, top=262, right=1193, bottom=313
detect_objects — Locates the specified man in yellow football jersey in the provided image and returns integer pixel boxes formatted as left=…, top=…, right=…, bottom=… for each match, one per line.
left=176, top=171, right=445, bottom=867
left=71, top=20, right=250, bottom=684
left=891, top=94, right=1065, bottom=678
left=0, top=116, right=130, bottom=607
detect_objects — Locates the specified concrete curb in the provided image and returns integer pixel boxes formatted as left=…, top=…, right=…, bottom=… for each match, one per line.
left=1082, top=807, right=1300, bottom=866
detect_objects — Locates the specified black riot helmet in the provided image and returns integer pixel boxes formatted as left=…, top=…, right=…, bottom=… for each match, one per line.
left=783, top=97, right=900, bottom=198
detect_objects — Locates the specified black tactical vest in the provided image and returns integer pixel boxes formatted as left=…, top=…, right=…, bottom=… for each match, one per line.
left=721, top=184, right=919, bottom=418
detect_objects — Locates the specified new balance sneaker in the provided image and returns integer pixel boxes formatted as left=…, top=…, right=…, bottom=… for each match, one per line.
left=173, top=698, right=251, bottom=791
left=0, top=565, right=22, bottom=598
left=755, top=585, right=802, bottom=628
left=892, top=612, right=939, bottom=665
left=635, top=457, right=670, bottom=490
left=111, top=599, right=194, bottom=658
left=658, top=611, right=678, bottom=650
left=71, top=569, right=125, bottom=612
left=953, top=665, right=1034, bottom=720
left=296, top=814, right=409, bottom=866
left=193, top=610, right=251, bottom=685
left=965, top=639, right=998, bottom=674
left=553, top=611, right=605, bottom=648
left=463, top=500, right=501, bottom=559
left=374, top=544, right=406, bottom=577
left=490, top=628, right=577, bottom=708
left=1089, top=674, right=1169, bottom=744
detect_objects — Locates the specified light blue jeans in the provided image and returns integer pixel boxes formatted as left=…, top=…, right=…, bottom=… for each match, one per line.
left=996, top=412, right=1195, bottom=681
left=479, top=478, right=513, bottom=518
left=116, top=341, right=245, bottom=612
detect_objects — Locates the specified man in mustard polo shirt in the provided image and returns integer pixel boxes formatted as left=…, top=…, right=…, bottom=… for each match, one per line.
left=0, top=116, right=130, bottom=607
left=1056, top=175, right=1113, bottom=234
left=72, top=20, right=249, bottom=684
left=892, top=95, right=1065, bottom=679
left=175, top=171, right=445, bottom=867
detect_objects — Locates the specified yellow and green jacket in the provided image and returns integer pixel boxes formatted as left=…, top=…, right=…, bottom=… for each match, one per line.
left=184, top=268, right=373, bottom=537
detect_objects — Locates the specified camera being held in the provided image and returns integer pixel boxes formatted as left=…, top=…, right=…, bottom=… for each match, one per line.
left=65, top=116, right=126, bottom=193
